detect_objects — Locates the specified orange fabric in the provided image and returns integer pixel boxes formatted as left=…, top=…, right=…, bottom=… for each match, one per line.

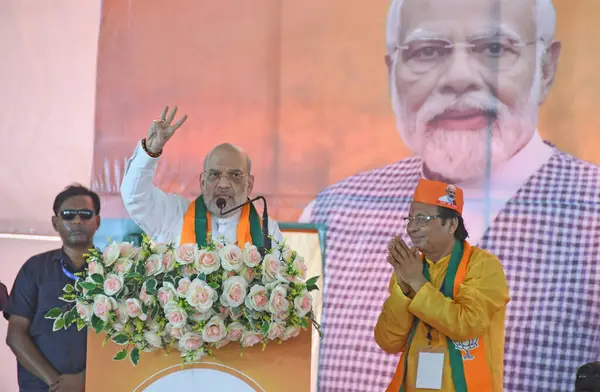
left=413, top=179, right=464, bottom=214
left=180, top=199, right=197, bottom=245
left=180, top=201, right=257, bottom=246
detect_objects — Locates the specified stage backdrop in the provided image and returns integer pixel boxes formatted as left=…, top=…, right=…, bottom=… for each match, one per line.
left=91, top=0, right=600, bottom=222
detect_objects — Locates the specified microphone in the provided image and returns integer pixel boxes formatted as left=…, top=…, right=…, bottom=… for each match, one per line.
left=221, top=196, right=271, bottom=255
left=216, top=198, right=227, bottom=215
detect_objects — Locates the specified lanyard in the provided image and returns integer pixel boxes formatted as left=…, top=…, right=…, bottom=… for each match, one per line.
left=60, top=259, right=81, bottom=281
left=424, top=271, right=447, bottom=346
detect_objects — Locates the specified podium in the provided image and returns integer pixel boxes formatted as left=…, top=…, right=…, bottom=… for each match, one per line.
left=88, top=223, right=325, bottom=392
left=85, top=327, right=311, bottom=391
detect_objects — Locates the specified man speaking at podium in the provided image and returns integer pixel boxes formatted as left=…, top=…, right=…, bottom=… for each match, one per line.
left=121, top=105, right=284, bottom=247
left=375, top=180, right=509, bottom=392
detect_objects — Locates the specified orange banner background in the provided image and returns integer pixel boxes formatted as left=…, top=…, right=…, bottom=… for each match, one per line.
left=93, top=0, right=600, bottom=221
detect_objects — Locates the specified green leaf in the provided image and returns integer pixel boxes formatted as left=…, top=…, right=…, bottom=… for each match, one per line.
left=198, top=273, right=206, bottom=281
left=87, top=288, right=105, bottom=297
left=141, top=304, right=148, bottom=314
left=130, top=348, right=140, bottom=366
left=145, top=278, right=158, bottom=295
left=45, top=307, right=63, bottom=320
left=136, top=261, right=145, bottom=275
left=59, top=294, right=77, bottom=303
left=208, top=282, right=219, bottom=290
left=80, top=282, right=97, bottom=291
left=90, top=274, right=105, bottom=285
left=76, top=319, right=87, bottom=331
left=91, top=315, right=105, bottom=334
left=261, top=323, right=269, bottom=336
left=305, top=276, right=319, bottom=287
left=151, top=305, right=159, bottom=320
left=113, top=349, right=127, bottom=361
left=64, top=309, right=76, bottom=327
left=63, top=284, right=75, bottom=294
left=53, top=317, right=65, bottom=331
left=112, top=334, right=129, bottom=345
left=299, top=318, right=309, bottom=329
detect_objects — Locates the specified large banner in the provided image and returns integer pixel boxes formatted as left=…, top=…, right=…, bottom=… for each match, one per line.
left=92, top=0, right=600, bottom=221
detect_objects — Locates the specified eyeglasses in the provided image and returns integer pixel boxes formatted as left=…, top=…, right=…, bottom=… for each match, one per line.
left=403, top=215, right=441, bottom=228
left=203, top=170, right=248, bottom=184
left=59, top=209, right=94, bottom=221
left=397, top=36, right=541, bottom=74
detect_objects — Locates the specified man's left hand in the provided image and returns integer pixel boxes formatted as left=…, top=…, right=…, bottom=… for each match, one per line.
left=389, top=236, right=428, bottom=292
left=49, top=371, right=85, bottom=392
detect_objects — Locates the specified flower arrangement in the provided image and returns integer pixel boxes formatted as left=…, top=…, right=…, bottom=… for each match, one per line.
left=45, top=235, right=320, bottom=365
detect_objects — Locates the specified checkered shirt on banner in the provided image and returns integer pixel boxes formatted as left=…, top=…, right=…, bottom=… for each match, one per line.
left=310, top=145, right=600, bottom=392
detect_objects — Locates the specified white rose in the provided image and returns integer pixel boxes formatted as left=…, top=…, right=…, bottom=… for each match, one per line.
left=88, top=261, right=105, bottom=276
left=226, top=322, right=246, bottom=342
left=178, top=332, right=203, bottom=352
left=103, top=273, right=124, bottom=296
left=157, top=282, right=177, bottom=309
left=242, top=243, right=263, bottom=268
left=164, top=303, right=188, bottom=328
left=201, top=315, right=227, bottom=343
left=244, top=285, right=268, bottom=312
left=150, top=243, right=169, bottom=255
left=267, top=284, right=290, bottom=314
left=261, top=253, right=282, bottom=284
left=219, top=276, right=248, bottom=308
left=189, top=308, right=216, bottom=322
left=175, top=243, right=199, bottom=265
left=267, top=321, right=286, bottom=340
left=75, top=300, right=93, bottom=322
left=283, top=325, right=301, bottom=340
left=113, top=257, right=134, bottom=274
left=293, top=256, right=308, bottom=281
left=176, top=277, right=192, bottom=298
left=219, top=244, right=244, bottom=272
left=186, top=279, right=217, bottom=312
left=93, top=294, right=115, bottom=322
left=119, top=242, right=137, bottom=258
left=161, top=250, right=176, bottom=273
left=144, top=330, right=163, bottom=348
left=103, top=242, right=121, bottom=267
left=196, top=250, right=221, bottom=275
left=145, top=254, right=164, bottom=276
left=114, top=300, right=129, bottom=324
left=294, top=291, right=313, bottom=317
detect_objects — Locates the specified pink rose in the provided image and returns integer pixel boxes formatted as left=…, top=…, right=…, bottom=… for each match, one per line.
left=176, top=278, right=191, bottom=298
left=164, top=303, right=188, bottom=328
left=103, top=242, right=121, bottom=266
left=196, top=250, right=220, bottom=275
left=119, top=242, right=137, bottom=258
left=282, top=247, right=295, bottom=263
left=201, top=315, right=227, bottom=343
left=293, top=256, right=308, bottom=281
left=242, top=243, right=262, bottom=268
left=219, top=245, right=244, bottom=272
left=103, top=273, right=124, bottom=296
left=175, top=243, right=199, bottom=265
left=125, top=298, right=143, bottom=319
left=182, top=265, right=199, bottom=278
left=226, top=322, right=245, bottom=342
left=114, top=301, right=129, bottom=323
left=244, top=285, right=268, bottom=312
left=88, top=261, right=104, bottom=276
left=146, top=319, right=161, bottom=332
left=113, top=258, right=133, bottom=274
left=273, top=310, right=289, bottom=322
left=283, top=325, right=301, bottom=340
left=239, top=266, right=256, bottom=284
left=93, top=295, right=115, bottom=322
left=144, top=330, right=163, bottom=348
left=219, top=276, right=248, bottom=308
left=276, top=266, right=294, bottom=283
left=262, top=254, right=282, bottom=283
left=219, top=306, right=230, bottom=320
left=145, top=254, right=164, bottom=276
left=166, top=324, right=190, bottom=340
left=161, top=250, right=176, bottom=272
left=267, top=321, right=286, bottom=340
left=150, top=243, right=169, bottom=255
left=157, top=282, right=177, bottom=308
left=178, top=332, right=203, bottom=352
left=294, top=291, right=313, bottom=317
left=75, top=300, right=93, bottom=322
left=215, top=242, right=225, bottom=250
left=215, top=339, right=230, bottom=349
left=112, top=322, right=126, bottom=333
left=186, top=279, right=217, bottom=311
left=240, top=331, right=263, bottom=348
left=267, top=284, right=290, bottom=314
left=190, top=308, right=215, bottom=322
left=139, top=286, right=154, bottom=306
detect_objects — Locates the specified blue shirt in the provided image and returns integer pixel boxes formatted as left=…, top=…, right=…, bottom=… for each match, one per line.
left=5, top=248, right=88, bottom=391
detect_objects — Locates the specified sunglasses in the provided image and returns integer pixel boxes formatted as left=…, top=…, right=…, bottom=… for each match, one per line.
left=59, top=209, right=95, bottom=221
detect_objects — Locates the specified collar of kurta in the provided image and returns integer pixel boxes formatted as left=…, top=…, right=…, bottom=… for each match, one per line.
left=180, top=195, right=263, bottom=247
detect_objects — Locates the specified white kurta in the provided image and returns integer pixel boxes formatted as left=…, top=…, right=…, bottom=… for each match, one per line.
left=120, top=140, right=285, bottom=246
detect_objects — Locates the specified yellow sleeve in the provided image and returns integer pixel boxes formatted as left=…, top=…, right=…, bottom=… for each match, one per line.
left=408, top=250, right=510, bottom=342
left=374, top=272, right=415, bottom=354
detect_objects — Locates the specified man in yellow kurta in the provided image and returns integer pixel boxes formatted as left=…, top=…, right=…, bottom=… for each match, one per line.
left=374, top=179, right=509, bottom=392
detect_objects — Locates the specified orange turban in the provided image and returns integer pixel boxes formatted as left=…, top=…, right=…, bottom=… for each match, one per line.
left=413, top=179, right=464, bottom=215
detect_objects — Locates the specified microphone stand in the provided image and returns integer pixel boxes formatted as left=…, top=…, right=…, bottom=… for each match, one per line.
left=220, top=196, right=271, bottom=256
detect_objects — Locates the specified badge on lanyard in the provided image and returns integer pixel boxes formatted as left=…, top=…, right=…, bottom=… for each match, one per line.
left=416, top=349, right=445, bottom=389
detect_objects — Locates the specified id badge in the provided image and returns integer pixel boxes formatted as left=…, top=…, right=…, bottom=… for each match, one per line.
left=415, top=349, right=445, bottom=390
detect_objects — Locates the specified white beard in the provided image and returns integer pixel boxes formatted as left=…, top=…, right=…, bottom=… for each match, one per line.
left=391, top=52, right=543, bottom=183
